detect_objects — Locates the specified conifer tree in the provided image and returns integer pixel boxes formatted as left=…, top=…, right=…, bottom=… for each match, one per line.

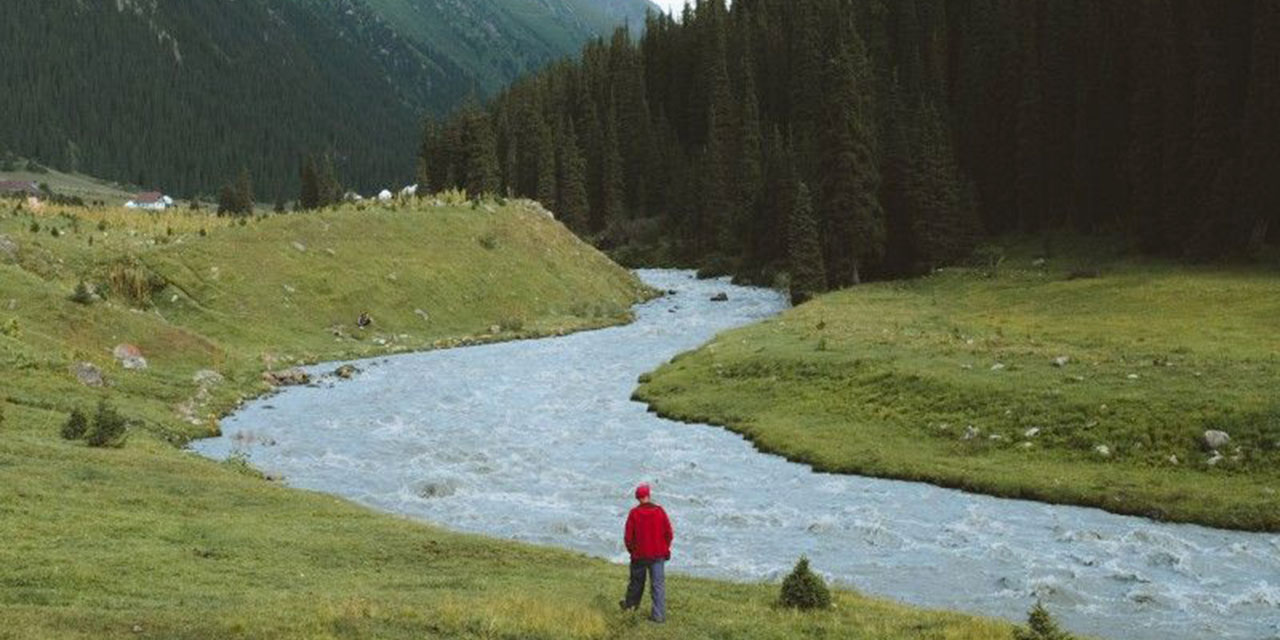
left=299, top=155, right=320, bottom=210
left=816, top=19, right=884, bottom=286
left=907, top=101, right=980, bottom=268
left=734, top=42, right=765, bottom=256
left=534, top=112, right=557, bottom=208
left=1240, top=0, right=1280, bottom=251
left=317, top=153, right=342, bottom=206
left=463, top=108, right=499, bottom=197
left=1013, top=3, right=1046, bottom=232
left=788, top=182, right=826, bottom=306
left=235, top=167, right=254, bottom=214
left=217, top=182, right=237, bottom=216
left=556, top=120, right=590, bottom=231
left=601, top=98, right=626, bottom=226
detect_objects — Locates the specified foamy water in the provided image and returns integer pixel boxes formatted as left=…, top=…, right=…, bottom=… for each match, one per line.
left=193, top=270, right=1280, bottom=639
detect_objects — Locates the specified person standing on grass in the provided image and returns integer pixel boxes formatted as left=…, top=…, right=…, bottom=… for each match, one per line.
left=621, top=483, right=673, bottom=623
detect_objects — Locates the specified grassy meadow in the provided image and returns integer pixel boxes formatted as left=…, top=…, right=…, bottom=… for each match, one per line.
left=0, top=164, right=140, bottom=206
left=636, top=238, right=1280, bottom=531
left=0, top=199, right=1014, bottom=638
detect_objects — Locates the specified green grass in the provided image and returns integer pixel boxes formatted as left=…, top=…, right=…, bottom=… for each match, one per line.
left=0, top=200, right=1012, bottom=638
left=1, top=164, right=138, bottom=206
left=636, top=238, right=1280, bottom=531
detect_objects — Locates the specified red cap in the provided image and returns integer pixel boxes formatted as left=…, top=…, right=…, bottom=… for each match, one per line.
left=635, top=483, right=651, bottom=500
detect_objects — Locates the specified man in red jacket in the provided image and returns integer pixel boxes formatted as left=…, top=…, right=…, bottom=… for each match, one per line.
left=620, top=483, right=673, bottom=622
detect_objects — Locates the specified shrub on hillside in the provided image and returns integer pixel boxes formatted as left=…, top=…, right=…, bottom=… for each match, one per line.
left=108, top=260, right=166, bottom=308
left=70, top=281, right=94, bottom=305
left=478, top=232, right=499, bottom=250
left=86, top=399, right=128, bottom=448
left=779, top=556, right=831, bottom=610
left=439, top=188, right=468, bottom=206
left=1014, top=602, right=1074, bottom=640
left=1, top=318, right=18, bottom=338
left=61, top=408, right=88, bottom=440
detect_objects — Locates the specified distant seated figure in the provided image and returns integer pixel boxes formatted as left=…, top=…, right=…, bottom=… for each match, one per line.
left=357, top=312, right=372, bottom=329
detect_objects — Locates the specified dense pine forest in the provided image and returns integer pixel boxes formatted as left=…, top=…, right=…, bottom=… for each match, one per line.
left=422, top=0, right=1280, bottom=291
left=0, top=0, right=652, bottom=199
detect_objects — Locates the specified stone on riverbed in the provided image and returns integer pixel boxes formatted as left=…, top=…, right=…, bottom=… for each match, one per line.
left=262, top=368, right=310, bottom=387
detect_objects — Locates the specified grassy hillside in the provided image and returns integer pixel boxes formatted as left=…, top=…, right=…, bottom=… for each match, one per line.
left=0, top=163, right=137, bottom=206
left=635, top=238, right=1280, bottom=531
left=0, top=200, right=1013, bottom=638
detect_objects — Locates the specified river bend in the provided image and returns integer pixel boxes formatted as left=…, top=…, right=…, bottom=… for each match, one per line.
left=193, top=270, right=1280, bottom=639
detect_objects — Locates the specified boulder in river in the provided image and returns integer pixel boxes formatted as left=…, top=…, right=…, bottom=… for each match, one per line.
left=710, top=292, right=729, bottom=302
left=334, top=364, right=360, bottom=380
left=1202, top=430, right=1230, bottom=451
left=71, top=361, right=104, bottom=387
left=262, top=368, right=310, bottom=387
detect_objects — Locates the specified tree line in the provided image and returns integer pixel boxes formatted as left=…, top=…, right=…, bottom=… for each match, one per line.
left=420, top=0, right=1280, bottom=295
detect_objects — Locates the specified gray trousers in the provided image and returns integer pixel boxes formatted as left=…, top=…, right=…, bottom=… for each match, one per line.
left=623, top=558, right=666, bottom=622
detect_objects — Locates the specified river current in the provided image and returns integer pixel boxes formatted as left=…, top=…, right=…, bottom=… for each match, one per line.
left=193, top=269, right=1280, bottom=639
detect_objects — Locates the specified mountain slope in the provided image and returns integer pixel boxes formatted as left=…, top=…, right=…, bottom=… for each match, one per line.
left=367, top=0, right=656, bottom=94
left=0, top=0, right=653, bottom=199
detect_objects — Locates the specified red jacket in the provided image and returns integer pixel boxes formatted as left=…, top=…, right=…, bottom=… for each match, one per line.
left=624, top=502, right=673, bottom=561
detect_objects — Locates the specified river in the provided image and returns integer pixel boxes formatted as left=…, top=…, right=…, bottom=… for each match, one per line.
left=192, top=269, right=1280, bottom=639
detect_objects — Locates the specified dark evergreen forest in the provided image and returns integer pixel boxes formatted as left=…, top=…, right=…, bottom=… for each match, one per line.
left=0, top=0, right=466, bottom=199
left=422, top=0, right=1280, bottom=288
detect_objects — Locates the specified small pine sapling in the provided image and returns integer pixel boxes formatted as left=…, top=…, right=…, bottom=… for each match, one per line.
left=86, top=399, right=128, bottom=448
left=70, top=281, right=94, bottom=304
left=779, top=556, right=831, bottom=610
left=61, top=408, right=89, bottom=440
left=1014, top=601, right=1074, bottom=640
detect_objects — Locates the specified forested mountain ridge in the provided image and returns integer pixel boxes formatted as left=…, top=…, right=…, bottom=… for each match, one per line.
left=423, top=0, right=1280, bottom=293
left=0, top=0, right=654, bottom=199
left=361, top=0, right=654, bottom=97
